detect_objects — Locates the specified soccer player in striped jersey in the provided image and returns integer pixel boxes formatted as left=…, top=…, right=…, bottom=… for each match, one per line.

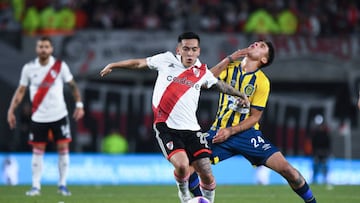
left=100, top=32, right=248, bottom=203
left=7, top=36, right=84, bottom=196
left=189, top=41, right=317, bottom=203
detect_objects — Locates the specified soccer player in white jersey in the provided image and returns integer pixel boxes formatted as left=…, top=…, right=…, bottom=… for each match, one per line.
left=7, top=36, right=85, bottom=196
left=100, top=32, right=249, bottom=203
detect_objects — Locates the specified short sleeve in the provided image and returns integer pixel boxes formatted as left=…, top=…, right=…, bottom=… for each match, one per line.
left=60, top=61, right=74, bottom=82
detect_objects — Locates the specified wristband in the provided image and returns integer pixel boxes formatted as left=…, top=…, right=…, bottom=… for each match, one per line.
left=76, top=102, right=84, bottom=108
left=227, top=55, right=234, bottom=63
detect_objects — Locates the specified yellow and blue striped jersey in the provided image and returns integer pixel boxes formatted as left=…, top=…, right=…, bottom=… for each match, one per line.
left=211, top=60, right=270, bottom=130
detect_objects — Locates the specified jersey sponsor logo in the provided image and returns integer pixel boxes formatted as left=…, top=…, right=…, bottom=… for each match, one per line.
left=244, top=84, right=255, bottom=96
left=166, top=141, right=174, bottom=150
left=166, top=75, right=201, bottom=90
left=168, top=63, right=175, bottom=68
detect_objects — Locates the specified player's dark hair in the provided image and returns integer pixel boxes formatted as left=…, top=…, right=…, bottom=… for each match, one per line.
left=178, top=32, right=200, bottom=45
left=260, top=41, right=275, bottom=68
left=38, top=36, right=53, bottom=45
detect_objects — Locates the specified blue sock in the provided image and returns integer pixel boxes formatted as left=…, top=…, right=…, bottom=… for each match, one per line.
left=189, top=172, right=202, bottom=196
left=293, top=182, right=316, bottom=203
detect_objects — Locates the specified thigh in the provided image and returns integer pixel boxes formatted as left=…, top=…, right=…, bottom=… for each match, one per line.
left=50, top=117, right=72, bottom=144
left=154, top=123, right=211, bottom=163
left=154, top=123, right=186, bottom=160
left=30, top=121, right=50, bottom=145
left=209, top=128, right=279, bottom=166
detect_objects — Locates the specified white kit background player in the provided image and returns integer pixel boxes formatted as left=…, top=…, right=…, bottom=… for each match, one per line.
left=7, top=36, right=84, bottom=196
left=100, top=31, right=248, bottom=203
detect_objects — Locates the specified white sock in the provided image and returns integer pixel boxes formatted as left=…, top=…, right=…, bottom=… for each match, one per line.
left=201, top=188, right=215, bottom=203
left=32, top=152, right=43, bottom=189
left=176, top=179, right=191, bottom=195
left=58, top=152, right=69, bottom=186
left=174, top=172, right=191, bottom=201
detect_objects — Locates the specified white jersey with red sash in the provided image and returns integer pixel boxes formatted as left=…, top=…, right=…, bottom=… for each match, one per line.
left=19, top=56, right=74, bottom=123
left=146, top=51, right=218, bottom=131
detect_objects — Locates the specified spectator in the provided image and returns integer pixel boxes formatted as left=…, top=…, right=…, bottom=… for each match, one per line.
left=244, top=9, right=280, bottom=34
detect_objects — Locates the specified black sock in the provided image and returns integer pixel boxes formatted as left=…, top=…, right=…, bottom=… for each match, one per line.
left=293, top=182, right=317, bottom=203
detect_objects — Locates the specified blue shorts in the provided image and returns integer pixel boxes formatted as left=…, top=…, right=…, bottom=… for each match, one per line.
left=207, top=127, right=279, bottom=166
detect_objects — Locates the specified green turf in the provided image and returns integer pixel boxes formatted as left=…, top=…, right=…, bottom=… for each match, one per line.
left=0, top=185, right=359, bottom=203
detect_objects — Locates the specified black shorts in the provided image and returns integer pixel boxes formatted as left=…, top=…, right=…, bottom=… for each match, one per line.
left=154, top=122, right=211, bottom=164
left=29, top=116, right=72, bottom=145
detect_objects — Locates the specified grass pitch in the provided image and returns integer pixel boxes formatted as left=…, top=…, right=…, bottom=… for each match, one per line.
left=0, top=184, right=359, bottom=203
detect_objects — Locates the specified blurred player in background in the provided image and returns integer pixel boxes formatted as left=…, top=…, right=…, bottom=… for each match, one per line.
left=100, top=31, right=249, bottom=203
left=311, top=114, right=331, bottom=187
left=7, top=36, right=84, bottom=196
left=189, top=41, right=317, bottom=203
left=2, top=156, right=19, bottom=185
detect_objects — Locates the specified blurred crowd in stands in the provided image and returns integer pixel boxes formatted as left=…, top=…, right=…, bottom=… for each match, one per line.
left=0, top=0, right=359, bottom=36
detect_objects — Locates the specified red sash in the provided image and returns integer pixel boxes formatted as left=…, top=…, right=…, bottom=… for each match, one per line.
left=153, top=64, right=206, bottom=123
left=32, top=60, right=62, bottom=113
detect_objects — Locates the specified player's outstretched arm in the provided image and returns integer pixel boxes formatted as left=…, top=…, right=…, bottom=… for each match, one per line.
left=100, top=58, right=148, bottom=77
left=210, top=48, right=250, bottom=77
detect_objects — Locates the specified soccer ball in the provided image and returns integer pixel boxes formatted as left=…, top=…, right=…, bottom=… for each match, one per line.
left=187, top=196, right=211, bottom=203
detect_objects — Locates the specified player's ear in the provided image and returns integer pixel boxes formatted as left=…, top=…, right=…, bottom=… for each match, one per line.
left=176, top=45, right=180, bottom=54
left=260, top=56, right=268, bottom=65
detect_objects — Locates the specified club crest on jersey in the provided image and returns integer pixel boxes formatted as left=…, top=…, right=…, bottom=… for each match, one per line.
left=50, top=69, right=58, bottom=78
left=192, top=66, right=200, bottom=77
left=166, top=141, right=174, bottom=150
left=244, top=84, right=255, bottom=96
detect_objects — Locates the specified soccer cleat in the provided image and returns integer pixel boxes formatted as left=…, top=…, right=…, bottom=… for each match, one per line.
left=25, top=187, right=40, bottom=196
left=58, top=185, right=72, bottom=196
left=178, top=190, right=192, bottom=203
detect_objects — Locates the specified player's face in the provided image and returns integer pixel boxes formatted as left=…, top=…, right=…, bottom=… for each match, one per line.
left=177, top=39, right=200, bottom=67
left=36, top=40, right=53, bottom=61
left=247, top=41, right=269, bottom=65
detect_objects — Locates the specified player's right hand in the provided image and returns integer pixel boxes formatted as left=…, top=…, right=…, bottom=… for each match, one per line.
left=230, top=48, right=251, bottom=60
left=7, top=112, right=16, bottom=129
left=100, top=66, right=112, bottom=77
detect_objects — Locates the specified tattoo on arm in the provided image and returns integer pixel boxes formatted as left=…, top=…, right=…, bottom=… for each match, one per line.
left=68, top=80, right=82, bottom=102
left=215, top=80, right=243, bottom=97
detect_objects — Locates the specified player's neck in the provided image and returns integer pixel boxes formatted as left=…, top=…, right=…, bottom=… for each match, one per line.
left=39, top=58, right=50, bottom=66
left=242, top=58, right=259, bottom=72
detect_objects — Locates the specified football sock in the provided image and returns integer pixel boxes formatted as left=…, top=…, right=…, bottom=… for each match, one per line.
left=32, top=148, right=44, bottom=189
left=293, top=182, right=317, bottom=203
left=200, top=181, right=216, bottom=203
left=174, top=171, right=191, bottom=194
left=189, top=172, right=202, bottom=196
left=58, top=148, right=69, bottom=186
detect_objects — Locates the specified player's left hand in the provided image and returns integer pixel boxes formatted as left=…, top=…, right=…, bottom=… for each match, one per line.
left=236, top=96, right=250, bottom=108
left=212, top=128, right=232, bottom=143
left=73, top=108, right=85, bottom=121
